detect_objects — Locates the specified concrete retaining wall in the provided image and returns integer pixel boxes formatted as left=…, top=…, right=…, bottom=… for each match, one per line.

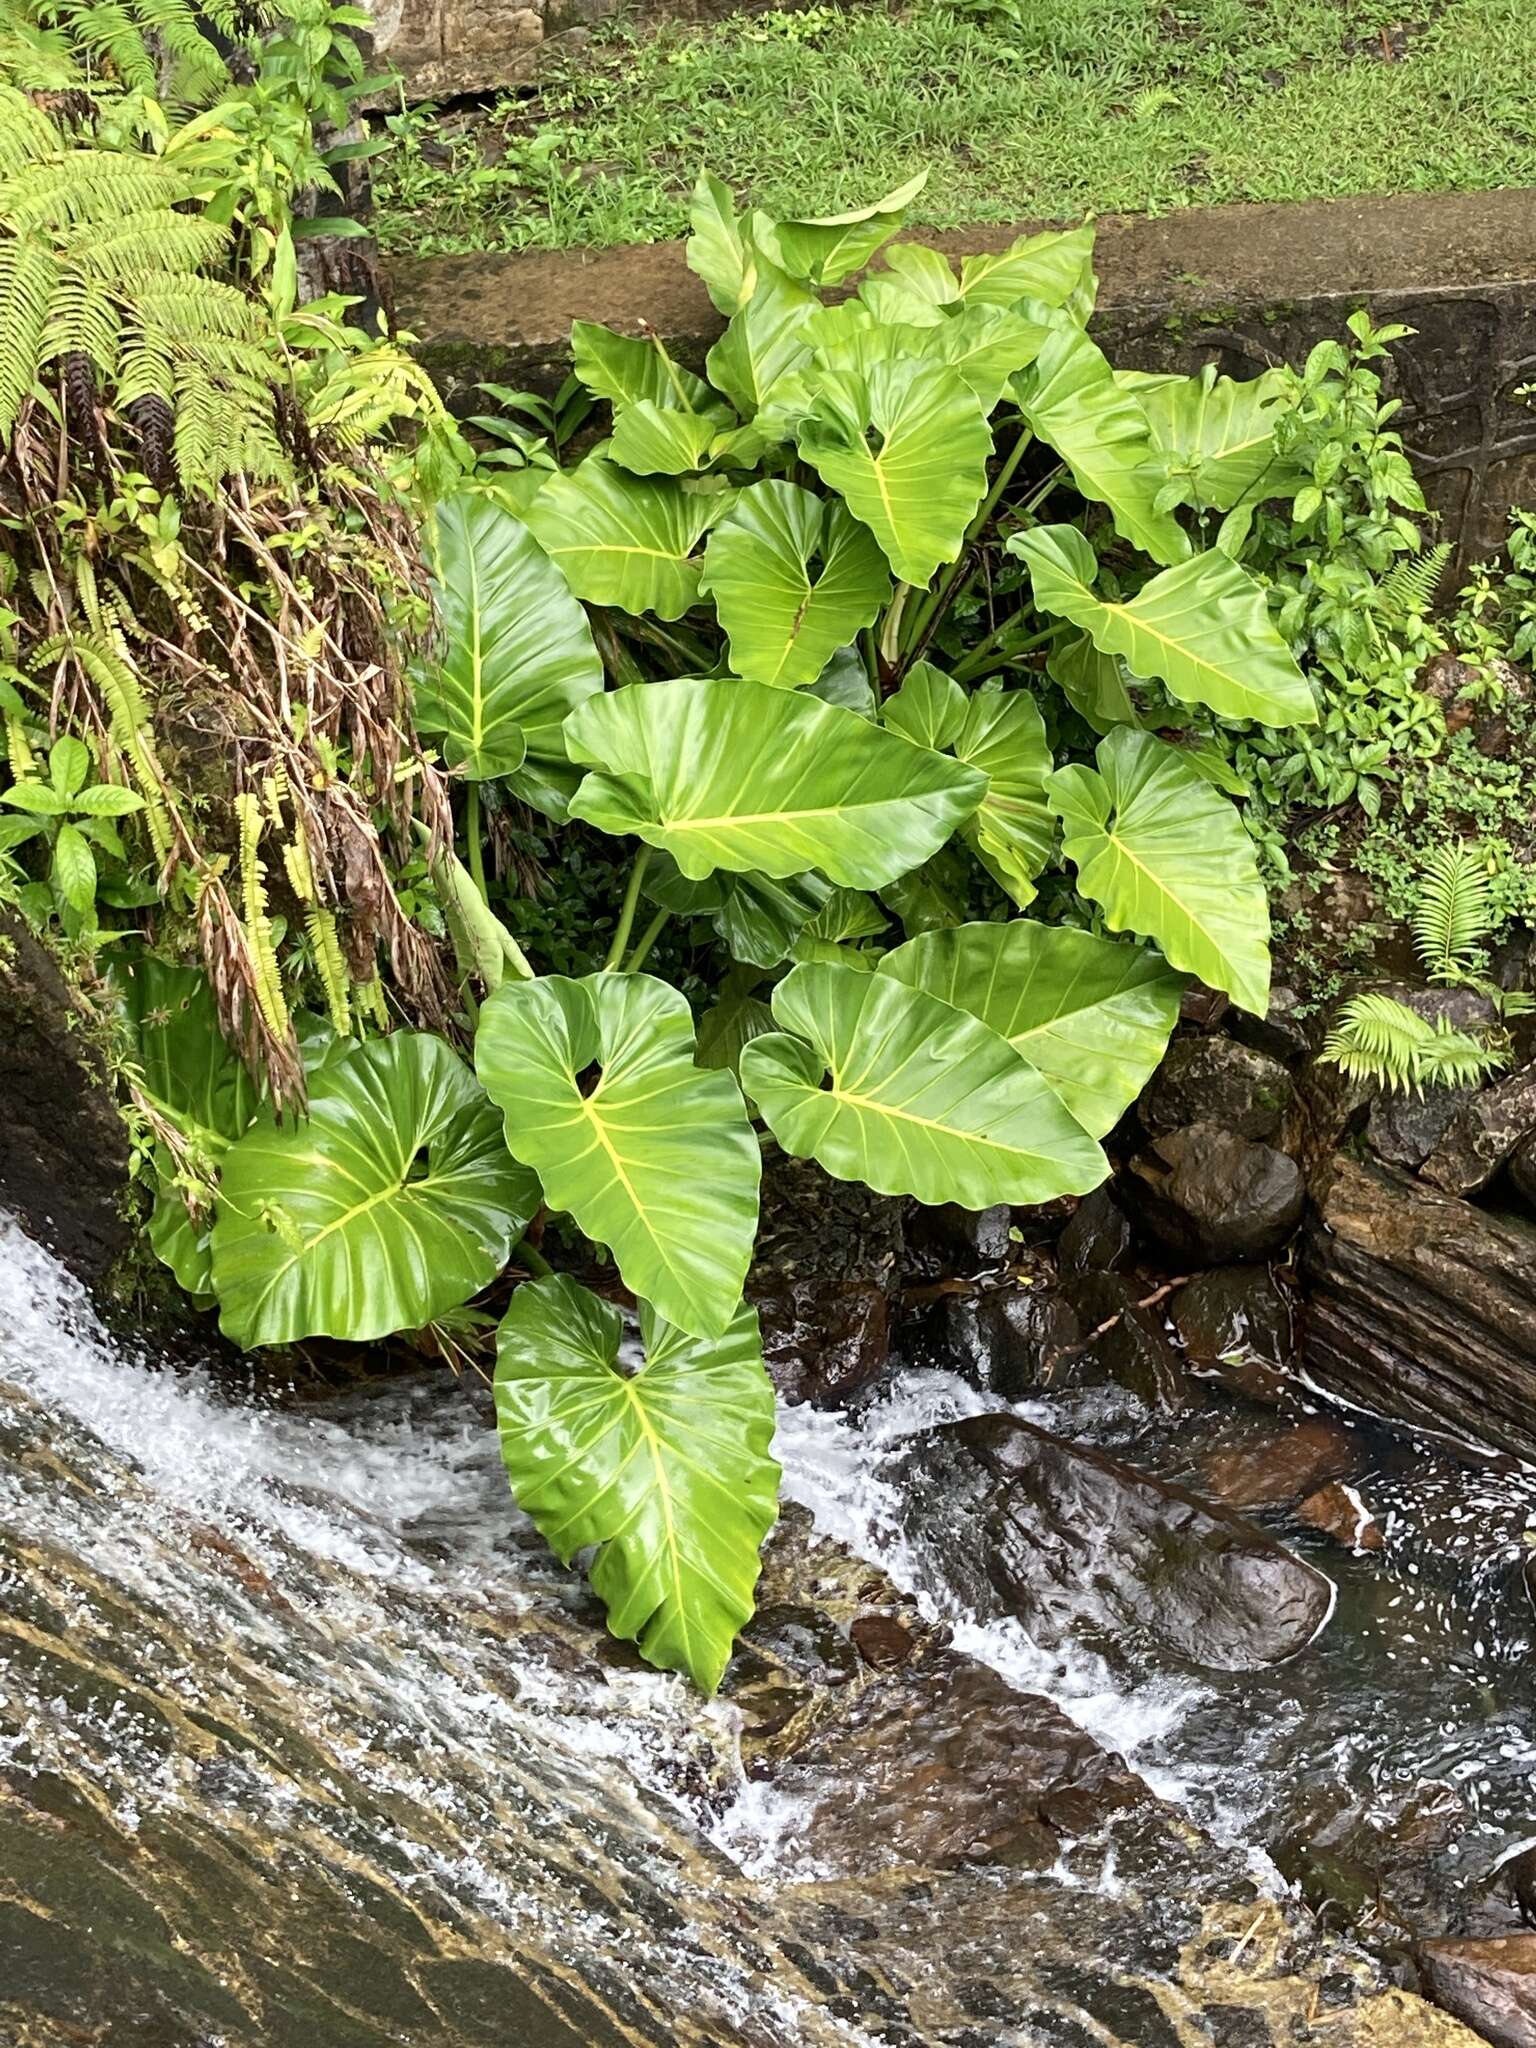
left=391, top=186, right=1536, bottom=572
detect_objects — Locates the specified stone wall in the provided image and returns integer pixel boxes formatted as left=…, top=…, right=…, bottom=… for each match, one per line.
left=391, top=186, right=1536, bottom=575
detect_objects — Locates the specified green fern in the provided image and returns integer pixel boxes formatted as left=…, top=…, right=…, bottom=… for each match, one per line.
left=1411, top=842, right=1493, bottom=985
left=1371, top=541, right=1451, bottom=627
left=1320, top=991, right=1506, bottom=1095
left=0, top=0, right=265, bottom=107
left=0, top=88, right=286, bottom=486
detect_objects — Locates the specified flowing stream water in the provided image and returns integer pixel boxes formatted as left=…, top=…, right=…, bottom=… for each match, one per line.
left=2, top=1212, right=1533, bottom=2046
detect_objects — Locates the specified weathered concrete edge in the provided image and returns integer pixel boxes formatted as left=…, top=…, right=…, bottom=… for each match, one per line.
left=390, top=184, right=1536, bottom=394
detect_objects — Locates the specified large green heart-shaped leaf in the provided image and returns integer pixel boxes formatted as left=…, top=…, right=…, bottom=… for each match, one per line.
left=858, top=242, right=959, bottom=325
left=1047, top=631, right=1141, bottom=733
left=958, top=224, right=1097, bottom=316
left=706, top=260, right=818, bottom=421
left=758, top=170, right=927, bottom=285
left=474, top=972, right=759, bottom=1338
left=1012, top=523, right=1315, bottom=726
left=1135, top=365, right=1300, bottom=514
left=740, top=961, right=1105, bottom=1207
left=698, top=480, right=890, bottom=687
left=121, top=958, right=262, bottom=1298
left=880, top=921, right=1185, bottom=1137
left=884, top=661, right=967, bottom=749
left=1048, top=728, right=1270, bottom=1014
left=570, top=321, right=722, bottom=415
left=809, top=300, right=1048, bottom=414
left=495, top=1274, right=778, bottom=1692
left=522, top=458, right=728, bottom=620
left=565, top=677, right=985, bottom=886
left=687, top=169, right=759, bottom=316
left=211, top=1032, right=536, bottom=1349
left=954, top=687, right=1054, bottom=907
left=799, top=358, right=993, bottom=586
left=1017, top=324, right=1189, bottom=567
left=418, top=491, right=604, bottom=783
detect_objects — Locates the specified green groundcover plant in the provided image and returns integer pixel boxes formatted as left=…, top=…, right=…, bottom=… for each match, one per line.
left=6, top=104, right=1325, bottom=1687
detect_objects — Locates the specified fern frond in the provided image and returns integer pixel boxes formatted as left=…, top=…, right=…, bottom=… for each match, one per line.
left=0, top=86, right=63, bottom=175
left=1412, top=843, right=1492, bottom=984
left=306, top=905, right=353, bottom=1037
left=1372, top=541, right=1451, bottom=625
left=1320, top=991, right=1506, bottom=1096
left=235, top=790, right=290, bottom=1043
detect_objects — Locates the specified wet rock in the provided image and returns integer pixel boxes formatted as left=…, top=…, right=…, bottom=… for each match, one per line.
left=945, top=1278, right=1082, bottom=1399
left=1297, top=1481, right=1385, bottom=1551
left=908, top=1201, right=1014, bottom=1270
left=1302, top=1154, right=1536, bottom=1459
left=1126, top=1124, right=1305, bottom=1263
left=1418, top=1936, right=1536, bottom=2047
left=755, top=1278, right=889, bottom=1408
left=1506, top=1846, right=1536, bottom=1928
left=767, top=1649, right=1148, bottom=1874
left=849, top=1613, right=916, bottom=1669
left=0, top=910, right=131, bottom=1287
left=1370, top=1085, right=1477, bottom=1171
left=901, top=1413, right=1334, bottom=1672
left=1139, top=1036, right=1295, bottom=1143
left=1512, top=1135, right=1536, bottom=1209
left=1057, top=1186, right=1135, bottom=1275
left=1065, top=1269, right=1198, bottom=1411
left=1229, top=984, right=1314, bottom=1066
left=1422, top=1063, right=1536, bottom=1196
left=1171, top=1266, right=1296, bottom=1404
left=1199, top=1417, right=1359, bottom=1513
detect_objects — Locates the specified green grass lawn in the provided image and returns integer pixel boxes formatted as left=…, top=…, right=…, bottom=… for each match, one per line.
left=372, top=0, right=1536, bottom=255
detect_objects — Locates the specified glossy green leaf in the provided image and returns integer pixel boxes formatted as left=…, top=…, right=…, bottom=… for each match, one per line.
left=799, top=359, right=993, bottom=586
left=566, top=677, right=985, bottom=886
left=880, top=921, right=1184, bottom=1137
left=495, top=1274, right=778, bottom=1692
left=644, top=854, right=831, bottom=967
left=1136, top=365, right=1300, bottom=513
left=699, top=480, right=890, bottom=686
left=809, top=300, right=1047, bottom=413
left=954, top=687, right=1054, bottom=907
left=958, top=224, right=1097, bottom=315
left=758, top=170, right=927, bottom=285
left=884, top=661, right=967, bottom=749
left=1017, top=323, right=1189, bottom=566
left=706, top=260, right=817, bottom=420
left=687, top=169, right=759, bottom=316
left=51, top=822, right=95, bottom=911
left=570, top=321, right=720, bottom=414
left=608, top=403, right=723, bottom=477
left=522, top=458, right=728, bottom=620
left=858, top=242, right=959, bottom=324
left=1047, top=631, right=1141, bottom=732
left=696, top=972, right=779, bottom=1073
left=212, top=1032, right=536, bottom=1348
left=740, top=961, right=1105, bottom=1206
left=1048, top=727, right=1270, bottom=1014
left=1012, top=523, right=1315, bottom=726
left=475, top=972, right=759, bottom=1338
left=419, top=491, right=603, bottom=782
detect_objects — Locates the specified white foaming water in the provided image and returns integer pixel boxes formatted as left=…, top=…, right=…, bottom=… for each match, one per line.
left=768, top=1370, right=1216, bottom=1815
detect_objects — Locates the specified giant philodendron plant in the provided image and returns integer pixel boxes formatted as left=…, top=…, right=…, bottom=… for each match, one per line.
left=137, top=170, right=1317, bottom=1691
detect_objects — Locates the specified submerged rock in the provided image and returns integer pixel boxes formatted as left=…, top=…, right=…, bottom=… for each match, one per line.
left=1297, top=1480, right=1386, bottom=1552
left=1171, top=1264, right=1296, bottom=1403
left=1418, top=1936, right=1536, bottom=2048
left=1303, top=1154, right=1536, bottom=1459
left=1126, top=1123, right=1305, bottom=1262
left=1139, top=1035, right=1295, bottom=1142
left=900, top=1412, right=1334, bottom=1672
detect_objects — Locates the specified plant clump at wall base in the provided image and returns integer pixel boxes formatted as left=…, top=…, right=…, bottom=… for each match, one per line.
left=7, top=40, right=1509, bottom=1697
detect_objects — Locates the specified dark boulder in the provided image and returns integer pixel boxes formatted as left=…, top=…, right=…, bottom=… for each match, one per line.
left=1418, top=1936, right=1536, bottom=2048
left=1369, top=1085, right=1477, bottom=1172
left=944, top=1277, right=1083, bottom=1399
left=0, top=911, right=131, bottom=1287
left=1421, top=1062, right=1536, bottom=1197
left=1125, top=1124, right=1305, bottom=1263
left=900, top=1413, right=1334, bottom=1672
left=1139, top=1036, right=1294, bottom=1143
left=1064, top=1269, right=1198, bottom=1411
left=1199, top=1416, right=1359, bottom=1513
left=750, top=1149, right=905, bottom=1407
left=1302, top=1154, right=1536, bottom=1460
left=1514, top=1134, right=1536, bottom=1210
left=908, top=1201, right=1014, bottom=1271
left=1228, top=984, right=1314, bottom=1066
left=1170, top=1265, right=1295, bottom=1404
left=1057, top=1186, right=1135, bottom=1275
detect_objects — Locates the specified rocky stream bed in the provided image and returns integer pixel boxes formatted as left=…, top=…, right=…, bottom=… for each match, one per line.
left=8, top=965, right=1536, bottom=2045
